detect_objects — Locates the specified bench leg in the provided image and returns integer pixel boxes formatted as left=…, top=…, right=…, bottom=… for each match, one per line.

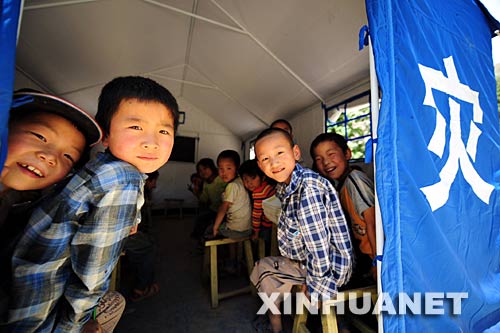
left=243, top=240, right=254, bottom=276
left=292, top=306, right=309, bottom=333
left=321, top=307, right=339, bottom=333
left=257, top=238, right=265, bottom=259
left=210, top=245, right=218, bottom=308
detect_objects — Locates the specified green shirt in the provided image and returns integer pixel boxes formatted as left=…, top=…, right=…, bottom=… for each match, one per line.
left=199, top=175, right=227, bottom=212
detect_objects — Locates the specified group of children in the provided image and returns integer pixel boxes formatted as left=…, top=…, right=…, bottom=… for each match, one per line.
left=188, top=118, right=376, bottom=333
left=0, top=76, right=179, bottom=333
left=0, top=72, right=376, bottom=333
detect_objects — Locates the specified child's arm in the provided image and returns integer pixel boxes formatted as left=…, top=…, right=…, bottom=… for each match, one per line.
left=56, top=182, right=143, bottom=332
left=251, top=197, right=262, bottom=239
left=295, top=187, right=352, bottom=297
left=213, top=201, right=230, bottom=236
left=362, top=206, right=376, bottom=257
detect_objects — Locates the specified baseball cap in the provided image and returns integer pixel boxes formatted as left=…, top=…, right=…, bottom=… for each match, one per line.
left=10, top=90, right=102, bottom=147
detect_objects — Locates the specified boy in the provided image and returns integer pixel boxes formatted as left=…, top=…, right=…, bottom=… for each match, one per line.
left=270, top=119, right=293, bottom=139
left=6, top=76, right=179, bottom=332
left=250, top=128, right=353, bottom=333
left=310, top=132, right=376, bottom=281
left=210, top=150, right=252, bottom=239
left=239, top=159, right=275, bottom=254
left=1, top=90, right=101, bottom=192
left=0, top=90, right=126, bottom=333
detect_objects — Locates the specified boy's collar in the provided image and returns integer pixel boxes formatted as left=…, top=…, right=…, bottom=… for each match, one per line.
left=335, top=166, right=353, bottom=190
left=276, top=164, right=303, bottom=198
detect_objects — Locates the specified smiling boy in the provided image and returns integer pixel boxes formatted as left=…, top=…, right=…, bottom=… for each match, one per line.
left=250, top=128, right=353, bottom=333
left=6, top=77, right=179, bottom=333
left=1, top=92, right=102, bottom=192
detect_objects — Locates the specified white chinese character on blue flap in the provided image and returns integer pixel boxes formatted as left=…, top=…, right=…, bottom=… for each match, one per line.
left=418, top=56, right=495, bottom=212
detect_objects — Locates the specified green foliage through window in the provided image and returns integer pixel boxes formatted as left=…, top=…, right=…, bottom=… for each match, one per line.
left=324, top=92, right=372, bottom=160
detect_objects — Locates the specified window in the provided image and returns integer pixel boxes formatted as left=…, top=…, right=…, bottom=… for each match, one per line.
left=169, top=136, right=198, bottom=163
left=324, top=91, right=372, bottom=160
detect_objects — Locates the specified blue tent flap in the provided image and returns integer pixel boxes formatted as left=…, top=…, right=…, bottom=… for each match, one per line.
left=366, top=0, right=500, bottom=331
left=0, top=0, right=22, bottom=172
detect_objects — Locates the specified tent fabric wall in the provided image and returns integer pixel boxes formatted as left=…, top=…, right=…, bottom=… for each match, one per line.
left=366, top=0, right=500, bottom=332
left=0, top=1, right=22, bottom=172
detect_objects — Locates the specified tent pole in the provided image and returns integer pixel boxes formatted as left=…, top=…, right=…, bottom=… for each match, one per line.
left=369, top=36, right=384, bottom=333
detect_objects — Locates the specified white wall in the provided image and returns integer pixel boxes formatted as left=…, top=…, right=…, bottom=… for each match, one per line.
left=14, top=69, right=47, bottom=92
left=152, top=97, right=241, bottom=209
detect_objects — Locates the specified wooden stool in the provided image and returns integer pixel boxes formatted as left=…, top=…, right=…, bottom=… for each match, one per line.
left=109, top=252, right=126, bottom=291
left=204, top=237, right=255, bottom=308
left=292, top=285, right=377, bottom=333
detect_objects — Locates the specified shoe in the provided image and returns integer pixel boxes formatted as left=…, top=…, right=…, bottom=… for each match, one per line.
left=129, top=283, right=160, bottom=302
left=252, top=315, right=271, bottom=332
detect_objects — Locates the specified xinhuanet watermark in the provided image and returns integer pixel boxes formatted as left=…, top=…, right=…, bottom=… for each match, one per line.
left=257, top=292, right=468, bottom=315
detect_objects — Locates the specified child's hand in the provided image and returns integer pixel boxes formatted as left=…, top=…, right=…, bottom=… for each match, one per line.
left=129, top=225, right=138, bottom=235
left=81, top=319, right=103, bottom=333
left=300, top=284, right=310, bottom=300
left=213, top=227, right=219, bottom=237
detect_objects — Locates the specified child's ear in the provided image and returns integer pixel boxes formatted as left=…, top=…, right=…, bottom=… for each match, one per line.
left=345, top=148, right=352, bottom=160
left=293, top=144, right=301, bottom=161
left=101, top=135, right=109, bottom=147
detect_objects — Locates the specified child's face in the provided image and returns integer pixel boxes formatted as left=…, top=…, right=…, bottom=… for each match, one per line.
left=198, top=165, right=213, bottom=181
left=102, top=99, right=175, bottom=173
left=256, top=132, right=300, bottom=184
left=2, top=112, right=86, bottom=191
left=242, top=174, right=262, bottom=192
left=218, top=158, right=237, bottom=183
left=312, top=140, right=351, bottom=180
left=271, top=122, right=292, bottom=136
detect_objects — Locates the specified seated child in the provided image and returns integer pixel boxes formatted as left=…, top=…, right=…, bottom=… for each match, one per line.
left=310, top=132, right=376, bottom=282
left=190, top=158, right=226, bottom=240
left=238, top=159, right=276, bottom=254
left=207, top=150, right=252, bottom=239
left=0, top=90, right=126, bottom=333
left=188, top=172, right=203, bottom=196
left=250, top=128, right=353, bottom=333
left=123, top=171, right=160, bottom=303
left=6, top=76, right=179, bottom=332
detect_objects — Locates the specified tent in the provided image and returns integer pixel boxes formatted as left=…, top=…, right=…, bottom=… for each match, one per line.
left=1, top=0, right=499, bottom=331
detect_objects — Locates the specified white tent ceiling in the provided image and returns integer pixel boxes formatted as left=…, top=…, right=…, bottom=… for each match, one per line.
left=16, top=0, right=370, bottom=140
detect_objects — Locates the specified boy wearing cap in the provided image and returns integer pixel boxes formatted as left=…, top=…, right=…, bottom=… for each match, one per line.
left=1, top=90, right=101, bottom=193
left=5, top=76, right=179, bottom=333
left=0, top=91, right=126, bottom=333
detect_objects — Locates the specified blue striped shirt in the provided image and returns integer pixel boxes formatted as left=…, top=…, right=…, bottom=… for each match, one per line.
left=7, top=151, right=146, bottom=332
left=276, top=163, right=353, bottom=299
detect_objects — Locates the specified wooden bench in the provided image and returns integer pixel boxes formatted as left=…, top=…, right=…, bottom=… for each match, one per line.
left=292, top=285, right=377, bottom=333
left=204, top=237, right=255, bottom=308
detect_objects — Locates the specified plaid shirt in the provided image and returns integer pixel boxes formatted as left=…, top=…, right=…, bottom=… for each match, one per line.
left=7, top=151, right=146, bottom=333
left=276, top=163, right=353, bottom=299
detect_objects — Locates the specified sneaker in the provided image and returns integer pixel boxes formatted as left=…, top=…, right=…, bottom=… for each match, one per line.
left=252, top=315, right=271, bottom=332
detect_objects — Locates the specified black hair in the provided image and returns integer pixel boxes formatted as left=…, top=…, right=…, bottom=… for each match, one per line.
left=255, top=127, right=294, bottom=149
left=270, top=119, right=293, bottom=134
left=239, top=159, right=264, bottom=178
left=309, top=132, right=349, bottom=161
left=217, top=150, right=240, bottom=168
left=196, top=158, right=218, bottom=175
left=96, top=76, right=179, bottom=137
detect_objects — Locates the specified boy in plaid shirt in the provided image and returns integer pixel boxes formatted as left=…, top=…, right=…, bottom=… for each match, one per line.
left=6, top=76, right=179, bottom=332
left=250, top=128, right=353, bottom=333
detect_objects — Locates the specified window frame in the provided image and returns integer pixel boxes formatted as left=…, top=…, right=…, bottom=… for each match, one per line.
left=324, top=90, right=373, bottom=161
